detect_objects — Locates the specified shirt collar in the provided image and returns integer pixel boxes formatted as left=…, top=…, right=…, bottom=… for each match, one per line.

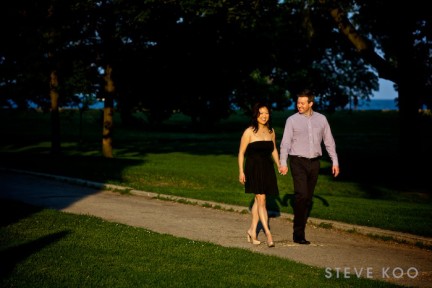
left=300, top=110, right=313, bottom=117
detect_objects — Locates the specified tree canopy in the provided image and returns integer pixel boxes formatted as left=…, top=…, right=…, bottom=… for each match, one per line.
left=0, top=0, right=431, bottom=158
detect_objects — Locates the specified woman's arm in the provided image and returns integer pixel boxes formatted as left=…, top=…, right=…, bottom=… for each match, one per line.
left=271, top=129, right=281, bottom=171
left=238, top=128, right=250, bottom=184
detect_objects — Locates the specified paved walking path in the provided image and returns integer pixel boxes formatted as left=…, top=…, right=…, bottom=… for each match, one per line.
left=1, top=169, right=431, bottom=287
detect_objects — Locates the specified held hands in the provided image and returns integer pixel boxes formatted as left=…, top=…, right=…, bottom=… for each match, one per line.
left=279, top=165, right=339, bottom=177
left=279, top=166, right=288, bottom=176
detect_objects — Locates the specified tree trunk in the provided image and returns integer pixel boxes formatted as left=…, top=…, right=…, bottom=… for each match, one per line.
left=50, top=70, right=61, bottom=155
left=325, top=3, right=430, bottom=182
left=394, top=23, right=425, bottom=169
left=102, top=64, right=115, bottom=158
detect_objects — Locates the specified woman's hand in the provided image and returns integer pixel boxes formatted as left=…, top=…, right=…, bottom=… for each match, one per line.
left=239, top=173, right=246, bottom=184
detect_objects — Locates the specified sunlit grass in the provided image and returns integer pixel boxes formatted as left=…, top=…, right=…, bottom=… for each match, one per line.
left=0, top=199, right=401, bottom=288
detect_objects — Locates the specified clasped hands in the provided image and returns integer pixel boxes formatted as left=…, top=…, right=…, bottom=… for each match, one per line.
left=279, top=166, right=288, bottom=176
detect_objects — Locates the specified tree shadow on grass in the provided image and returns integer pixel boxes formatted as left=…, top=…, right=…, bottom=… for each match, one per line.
left=0, top=199, right=43, bottom=228
left=0, top=152, right=145, bottom=184
left=280, top=193, right=330, bottom=217
left=0, top=199, right=71, bottom=278
left=0, top=230, right=71, bottom=278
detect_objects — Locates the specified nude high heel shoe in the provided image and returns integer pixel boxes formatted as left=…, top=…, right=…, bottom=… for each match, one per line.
left=247, top=232, right=261, bottom=245
left=266, top=234, right=275, bottom=248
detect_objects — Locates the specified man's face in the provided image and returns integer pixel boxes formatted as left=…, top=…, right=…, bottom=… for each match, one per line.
left=297, top=96, right=312, bottom=114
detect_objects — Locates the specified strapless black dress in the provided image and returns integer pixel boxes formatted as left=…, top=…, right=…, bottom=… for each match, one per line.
left=244, top=141, right=279, bottom=195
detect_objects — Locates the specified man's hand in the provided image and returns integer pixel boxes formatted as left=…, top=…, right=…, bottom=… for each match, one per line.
left=332, top=166, right=340, bottom=177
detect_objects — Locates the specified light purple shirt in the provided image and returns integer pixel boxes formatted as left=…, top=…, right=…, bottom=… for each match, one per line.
left=279, top=111, right=339, bottom=167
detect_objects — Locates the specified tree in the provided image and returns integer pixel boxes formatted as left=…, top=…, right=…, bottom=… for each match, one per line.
left=102, top=65, right=115, bottom=158
left=2, top=0, right=430, bottom=166
left=315, top=0, right=432, bottom=165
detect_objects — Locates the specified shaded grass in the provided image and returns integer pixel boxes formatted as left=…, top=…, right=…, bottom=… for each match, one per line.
left=0, top=199, right=401, bottom=288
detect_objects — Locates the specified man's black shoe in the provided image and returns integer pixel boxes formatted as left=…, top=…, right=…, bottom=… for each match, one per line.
left=294, top=239, right=311, bottom=245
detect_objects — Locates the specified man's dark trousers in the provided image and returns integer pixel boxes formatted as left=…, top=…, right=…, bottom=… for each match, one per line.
left=289, top=156, right=320, bottom=241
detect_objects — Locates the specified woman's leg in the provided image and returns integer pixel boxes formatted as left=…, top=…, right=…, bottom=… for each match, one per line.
left=247, top=199, right=260, bottom=243
left=255, top=194, right=274, bottom=245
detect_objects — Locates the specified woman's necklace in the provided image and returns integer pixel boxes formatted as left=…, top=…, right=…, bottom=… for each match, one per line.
left=258, top=127, right=270, bottom=140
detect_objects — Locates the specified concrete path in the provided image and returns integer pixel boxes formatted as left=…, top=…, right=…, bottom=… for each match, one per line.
left=1, top=169, right=431, bottom=287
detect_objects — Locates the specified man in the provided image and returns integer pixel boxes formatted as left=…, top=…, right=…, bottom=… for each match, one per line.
left=279, top=89, right=340, bottom=245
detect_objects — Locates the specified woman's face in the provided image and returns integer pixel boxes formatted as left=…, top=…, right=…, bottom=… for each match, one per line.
left=257, top=107, right=269, bottom=125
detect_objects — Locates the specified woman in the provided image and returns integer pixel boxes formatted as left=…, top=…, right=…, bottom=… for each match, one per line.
left=238, top=103, right=280, bottom=247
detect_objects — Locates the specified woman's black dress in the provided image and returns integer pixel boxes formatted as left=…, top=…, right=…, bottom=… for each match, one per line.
left=244, top=141, right=279, bottom=195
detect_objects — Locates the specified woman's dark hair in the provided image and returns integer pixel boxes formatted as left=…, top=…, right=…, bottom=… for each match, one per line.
left=250, top=102, right=273, bottom=134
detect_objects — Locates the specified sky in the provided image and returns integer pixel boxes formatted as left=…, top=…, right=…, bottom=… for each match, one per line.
left=373, top=79, right=397, bottom=100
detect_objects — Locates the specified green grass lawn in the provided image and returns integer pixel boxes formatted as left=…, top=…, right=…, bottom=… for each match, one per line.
left=0, top=199, right=402, bottom=288
left=0, top=109, right=431, bottom=239
left=0, top=109, right=429, bottom=288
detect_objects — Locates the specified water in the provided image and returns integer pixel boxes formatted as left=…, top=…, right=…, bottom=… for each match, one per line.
left=348, top=99, right=398, bottom=111
left=90, top=99, right=399, bottom=111
left=286, top=99, right=398, bottom=111
left=11, top=99, right=398, bottom=111
left=287, top=99, right=399, bottom=111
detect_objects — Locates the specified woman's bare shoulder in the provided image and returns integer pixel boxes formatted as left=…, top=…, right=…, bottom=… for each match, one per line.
left=243, top=126, right=255, bottom=135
